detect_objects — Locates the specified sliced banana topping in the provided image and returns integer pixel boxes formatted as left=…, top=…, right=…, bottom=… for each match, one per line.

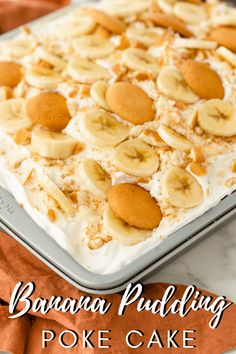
left=68, top=58, right=110, bottom=84
left=0, top=38, right=36, bottom=58
left=122, top=48, right=161, bottom=74
left=91, top=81, right=109, bottom=110
left=216, top=47, right=236, bottom=68
left=31, top=130, right=78, bottom=159
left=126, top=27, right=160, bottom=47
left=102, top=0, right=150, bottom=17
left=161, top=167, right=204, bottom=209
left=157, top=67, right=199, bottom=104
left=158, top=125, right=193, bottom=152
left=113, top=139, right=159, bottom=177
left=73, top=35, right=115, bottom=59
left=103, top=205, right=151, bottom=245
left=79, top=110, right=129, bottom=148
left=38, top=175, right=75, bottom=216
left=198, top=99, right=236, bottom=137
left=0, top=98, right=32, bottom=134
left=173, top=1, right=207, bottom=24
left=79, top=159, right=112, bottom=197
left=58, top=15, right=96, bottom=38
left=174, top=38, right=217, bottom=50
left=25, top=66, right=62, bottom=89
left=34, top=47, right=66, bottom=71
left=211, top=14, right=236, bottom=27
left=158, top=0, right=175, bottom=14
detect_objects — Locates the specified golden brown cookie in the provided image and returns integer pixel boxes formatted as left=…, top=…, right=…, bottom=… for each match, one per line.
left=145, top=13, right=193, bottom=38
left=181, top=60, right=224, bottom=99
left=0, top=61, right=22, bottom=88
left=106, top=82, right=155, bottom=125
left=210, top=27, right=236, bottom=52
left=108, top=183, right=162, bottom=230
left=87, top=8, right=126, bottom=35
left=26, top=92, right=71, bottom=131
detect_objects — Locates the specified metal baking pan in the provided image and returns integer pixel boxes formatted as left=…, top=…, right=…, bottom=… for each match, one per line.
left=0, top=3, right=236, bottom=294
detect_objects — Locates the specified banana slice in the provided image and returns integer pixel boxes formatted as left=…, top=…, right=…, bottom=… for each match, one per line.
left=158, top=125, right=193, bottom=152
left=103, top=204, right=151, bottom=245
left=158, top=0, right=176, bottom=14
left=31, top=130, right=78, bottom=159
left=79, top=159, right=112, bottom=197
left=91, top=81, right=109, bottom=110
left=73, top=35, right=115, bottom=59
left=211, top=14, right=236, bottom=27
left=113, top=139, right=159, bottom=177
left=102, top=0, right=150, bottom=17
left=35, top=47, right=66, bottom=71
left=58, top=15, right=96, bottom=38
left=161, top=167, right=204, bottom=208
left=38, top=174, right=75, bottom=216
left=122, top=48, right=161, bottom=74
left=173, top=2, right=207, bottom=24
left=174, top=38, right=217, bottom=50
left=216, top=46, right=236, bottom=68
left=68, top=58, right=110, bottom=84
left=0, top=98, right=32, bottom=134
left=79, top=110, right=129, bottom=147
left=0, top=38, right=36, bottom=58
left=157, top=67, right=198, bottom=104
left=198, top=99, right=236, bottom=137
left=25, top=66, right=62, bottom=89
left=126, top=27, right=161, bottom=47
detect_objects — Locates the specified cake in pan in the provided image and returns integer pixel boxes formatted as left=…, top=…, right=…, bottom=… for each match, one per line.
left=0, top=0, right=235, bottom=274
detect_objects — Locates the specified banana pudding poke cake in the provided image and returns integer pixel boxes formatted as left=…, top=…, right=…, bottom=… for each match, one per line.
left=0, top=0, right=235, bottom=273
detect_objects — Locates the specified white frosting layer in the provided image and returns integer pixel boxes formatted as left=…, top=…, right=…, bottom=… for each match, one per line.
left=0, top=130, right=235, bottom=274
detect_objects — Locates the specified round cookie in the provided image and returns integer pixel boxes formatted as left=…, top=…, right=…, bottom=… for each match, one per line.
left=181, top=60, right=224, bottom=99
left=108, top=183, right=162, bottom=230
left=87, top=8, right=126, bottom=34
left=106, top=82, right=155, bottom=125
left=210, top=27, right=236, bottom=52
left=0, top=61, right=22, bottom=88
left=27, top=92, right=71, bottom=131
left=145, top=13, right=193, bottom=38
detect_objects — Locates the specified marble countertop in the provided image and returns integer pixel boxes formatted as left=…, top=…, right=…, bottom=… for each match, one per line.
left=147, top=219, right=236, bottom=302
left=147, top=218, right=236, bottom=354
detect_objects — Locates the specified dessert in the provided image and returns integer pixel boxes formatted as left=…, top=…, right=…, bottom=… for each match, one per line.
left=0, top=0, right=235, bottom=274
left=0, top=61, right=23, bottom=88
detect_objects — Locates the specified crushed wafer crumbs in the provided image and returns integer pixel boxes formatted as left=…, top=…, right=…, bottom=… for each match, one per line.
left=47, top=209, right=56, bottom=222
left=189, top=162, right=207, bottom=177
left=112, top=63, right=128, bottom=81
left=0, top=86, right=12, bottom=101
left=133, top=72, right=155, bottom=81
left=116, top=34, right=131, bottom=50
left=68, top=191, right=79, bottom=204
left=78, top=84, right=91, bottom=98
left=225, top=177, right=236, bottom=188
left=190, top=146, right=205, bottom=163
left=14, top=129, right=31, bottom=145
left=88, top=235, right=112, bottom=250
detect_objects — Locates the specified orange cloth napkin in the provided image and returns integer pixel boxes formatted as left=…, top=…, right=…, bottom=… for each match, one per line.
left=0, top=231, right=236, bottom=354
left=0, top=0, right=70, bottom=33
